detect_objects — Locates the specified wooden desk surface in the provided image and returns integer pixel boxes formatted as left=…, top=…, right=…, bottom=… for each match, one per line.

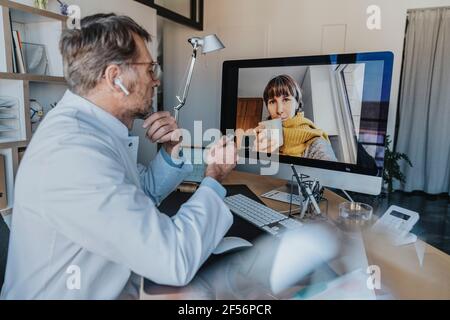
left=141, top=170, right=450, bottom=300
left=223, top=170, right=450, bottom=299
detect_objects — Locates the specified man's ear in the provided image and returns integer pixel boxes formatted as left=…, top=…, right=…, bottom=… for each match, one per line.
left=104, top=64, right=122, bottom=94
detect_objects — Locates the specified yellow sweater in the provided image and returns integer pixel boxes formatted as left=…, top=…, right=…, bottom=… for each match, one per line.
left=281, top=113, right=330, bottom=156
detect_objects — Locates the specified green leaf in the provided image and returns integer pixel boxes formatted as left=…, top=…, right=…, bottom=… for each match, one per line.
left=382, top=135, right=413, bottom=190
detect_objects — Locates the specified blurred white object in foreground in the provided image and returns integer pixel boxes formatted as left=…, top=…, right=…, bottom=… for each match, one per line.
left=268, top=224, right=340, bottom=294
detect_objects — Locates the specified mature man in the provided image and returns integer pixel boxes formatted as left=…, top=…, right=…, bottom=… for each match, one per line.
left=1, top=14, right=236, bottom=300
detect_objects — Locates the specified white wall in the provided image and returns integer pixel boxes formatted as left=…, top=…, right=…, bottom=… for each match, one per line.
left=344, top=64, right=365, bottom=137
left=309, top=66, right=339, bottom=136
left=11, top=0, right=159, bottom=164
left=162, top=0, right=450, bottom=145
left=238, top=66, right=308, bottom=98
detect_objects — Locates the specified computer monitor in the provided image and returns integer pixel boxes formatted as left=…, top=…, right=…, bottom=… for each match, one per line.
left=221, top=52, right=394, bottom=195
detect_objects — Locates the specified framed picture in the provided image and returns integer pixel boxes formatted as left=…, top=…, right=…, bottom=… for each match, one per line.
left=136, top=0, right=204, bottom=30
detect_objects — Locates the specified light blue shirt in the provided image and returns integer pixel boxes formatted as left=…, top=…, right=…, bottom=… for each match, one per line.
left=0, top=90, right=233, bottom=300
left=160, top=149, right=226, bottom=199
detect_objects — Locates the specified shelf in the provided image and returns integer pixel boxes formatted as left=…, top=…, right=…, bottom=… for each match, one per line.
left=0, top=140, right=28, bottom=149
left=0, top=207, right=12, bottom=217
left=0, top=0, right=67, bottom=22
left=0, top=78, right=28, bottom=145
left=1, top=1, right=66, bottom=76
left=0, top=1, right=68, bottom=215
left=0, top=139, right=28, bottom=149
left=0, top=72, right=66, bottom=84
left=0, top=125, right=15, bottom=132
left=0, top=114, right=17, bottom=120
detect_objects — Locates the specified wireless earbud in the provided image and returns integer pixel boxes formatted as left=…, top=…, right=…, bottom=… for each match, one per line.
left=114, top=78, right=130, bottom=96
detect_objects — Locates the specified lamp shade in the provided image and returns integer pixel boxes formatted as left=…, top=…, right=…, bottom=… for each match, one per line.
left=201, top=34, right=225, bottom=54
left=189, top=34, right=225, bottom=54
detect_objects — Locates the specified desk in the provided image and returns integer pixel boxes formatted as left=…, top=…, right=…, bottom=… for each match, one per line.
left=141, top=170, right=450, bottom=300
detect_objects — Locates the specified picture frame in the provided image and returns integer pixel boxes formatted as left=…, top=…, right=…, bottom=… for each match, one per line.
left=135, top=0, right=204, bottom=30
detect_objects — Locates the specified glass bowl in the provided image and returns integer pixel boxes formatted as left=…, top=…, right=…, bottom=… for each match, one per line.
left=337, top=202, right=373, bottom=232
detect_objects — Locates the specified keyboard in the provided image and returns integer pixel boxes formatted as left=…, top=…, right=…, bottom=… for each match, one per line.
left=224, top=194, right=304, bottom=236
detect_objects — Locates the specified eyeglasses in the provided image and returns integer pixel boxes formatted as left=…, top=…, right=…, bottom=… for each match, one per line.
left=125, top=61, right=161, bottom=81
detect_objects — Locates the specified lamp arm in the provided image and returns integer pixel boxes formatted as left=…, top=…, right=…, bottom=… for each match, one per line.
left=180, top=50, right=198, bottom=106
left=174, top=106, right=182, bottom=123
left=174, top=47, right=198, bottom=122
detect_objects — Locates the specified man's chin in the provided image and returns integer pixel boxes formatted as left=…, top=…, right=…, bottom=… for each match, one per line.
left=135, top=104, right=154, bottom=120
left=134, top=113, right=145, bottom=120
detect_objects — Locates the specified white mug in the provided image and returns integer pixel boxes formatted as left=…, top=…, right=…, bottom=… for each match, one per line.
left=258, top=118, right=284, bottom=148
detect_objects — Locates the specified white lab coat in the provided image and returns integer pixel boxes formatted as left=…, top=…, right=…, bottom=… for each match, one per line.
left=0, top=91, right=233, bottom=300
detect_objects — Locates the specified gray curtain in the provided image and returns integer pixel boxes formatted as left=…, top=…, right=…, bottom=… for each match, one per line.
left=395, top=8, right=450, bottom=195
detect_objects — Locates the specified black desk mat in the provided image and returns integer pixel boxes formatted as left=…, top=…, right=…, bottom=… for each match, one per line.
left=143, top=185, right=265, bottom=294
left=158, top=184, right=265, bottom=242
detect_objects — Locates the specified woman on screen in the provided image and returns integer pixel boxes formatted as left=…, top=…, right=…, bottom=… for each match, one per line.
left=255, top=75, right=337, bottom=161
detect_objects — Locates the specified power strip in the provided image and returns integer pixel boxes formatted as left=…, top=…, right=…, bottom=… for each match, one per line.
left=261, top=190, right=303, bottom=206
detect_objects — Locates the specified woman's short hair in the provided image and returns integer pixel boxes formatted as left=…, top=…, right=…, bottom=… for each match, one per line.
left=59, top=13, right=151, bottom=95
left=263, top=75, right=303, bottom=111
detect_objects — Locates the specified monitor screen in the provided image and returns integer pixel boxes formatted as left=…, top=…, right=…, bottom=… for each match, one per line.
left=221, top=52, right=394, bottom=177
left=181, top=146, right=208, bottom=165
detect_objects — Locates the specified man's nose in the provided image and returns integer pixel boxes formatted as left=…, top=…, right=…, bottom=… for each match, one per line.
left=153, top=79, right=161, bottom=87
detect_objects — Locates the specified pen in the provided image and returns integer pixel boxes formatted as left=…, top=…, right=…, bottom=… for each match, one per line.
left=306, top=181, right=321, bottom=214
left=290, top=164, right=301, bottom=183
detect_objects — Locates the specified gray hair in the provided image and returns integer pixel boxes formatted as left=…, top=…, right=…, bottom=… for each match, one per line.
left=60, top=13, right=151, bottom=95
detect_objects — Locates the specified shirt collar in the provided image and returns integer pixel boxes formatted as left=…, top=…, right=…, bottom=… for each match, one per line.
left=59, top=90, right=130, bottom=139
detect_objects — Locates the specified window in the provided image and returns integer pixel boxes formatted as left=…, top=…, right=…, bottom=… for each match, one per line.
left=136, top=0, right=204, bottom=30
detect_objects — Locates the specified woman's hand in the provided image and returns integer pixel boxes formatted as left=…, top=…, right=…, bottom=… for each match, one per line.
left=253, top=124, right=282, bottom=154
left=205, top=136, right=238, bottom=183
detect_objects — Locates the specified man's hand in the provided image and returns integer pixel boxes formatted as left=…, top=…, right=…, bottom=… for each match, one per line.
left=205, top=136, right=238, bottom=183
left=143, top=111, right=182, bottom=157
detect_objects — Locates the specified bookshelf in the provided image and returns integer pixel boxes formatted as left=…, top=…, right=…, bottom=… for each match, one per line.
left=0, top=71, right=65, bottom=83
left=0, top=0, right=67, bottom=216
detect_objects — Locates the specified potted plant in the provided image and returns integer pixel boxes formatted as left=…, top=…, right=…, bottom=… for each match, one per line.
left=34, top=0, right=48, bottom=10
left=382, top=136, right=413, bottom=193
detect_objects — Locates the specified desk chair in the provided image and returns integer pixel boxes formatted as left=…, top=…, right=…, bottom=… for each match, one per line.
left=0, top=216, right=9, bottom=290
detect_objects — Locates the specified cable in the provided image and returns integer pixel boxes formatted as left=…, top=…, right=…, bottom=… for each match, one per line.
left=288, top=176, right=294, bottom=217
left=341, top=189, right=354, bottom=203
left=279, top=208, right=301, bottom=215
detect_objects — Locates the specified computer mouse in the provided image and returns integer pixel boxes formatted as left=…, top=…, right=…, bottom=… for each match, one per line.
left=213, top=237, right=253, bottom=255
